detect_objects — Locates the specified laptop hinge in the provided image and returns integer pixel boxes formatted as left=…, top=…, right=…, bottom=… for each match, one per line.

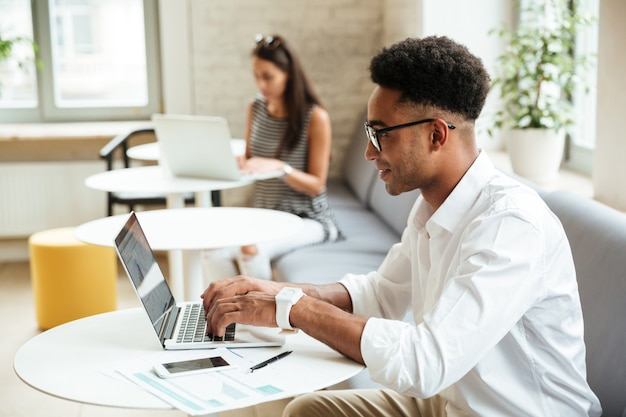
left=159, top=305, right=180, bottom=346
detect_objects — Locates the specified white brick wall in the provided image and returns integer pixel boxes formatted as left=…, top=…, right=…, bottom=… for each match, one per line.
left=187, top=0, right=385, bottom=179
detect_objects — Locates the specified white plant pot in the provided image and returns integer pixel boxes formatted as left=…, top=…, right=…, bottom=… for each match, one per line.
left=505, top=128, right=565, bottom=185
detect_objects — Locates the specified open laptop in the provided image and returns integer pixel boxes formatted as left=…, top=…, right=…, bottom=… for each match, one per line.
left=114, top=211, right=285, bottom=350
left=152, top=113, right=281, bottom=181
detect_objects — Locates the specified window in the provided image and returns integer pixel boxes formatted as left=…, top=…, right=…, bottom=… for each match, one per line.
left=0, top=0, right=160, bottom=122
left=514, top=0, right=599, bottom=176
left=564, top=0, right=599, bottom=175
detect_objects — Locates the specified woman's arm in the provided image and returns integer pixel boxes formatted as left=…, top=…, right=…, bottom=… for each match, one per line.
left=281, top=106, right=332, bottom=196
left=242, top=106, right=332, bottom=197
left=241, top=100, right=254, bottom=164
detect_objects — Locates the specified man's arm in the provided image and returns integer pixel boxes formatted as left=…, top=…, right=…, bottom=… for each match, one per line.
left=290, top=289, right=368, bottom=364
left=202, top=277, right=368, bottom=364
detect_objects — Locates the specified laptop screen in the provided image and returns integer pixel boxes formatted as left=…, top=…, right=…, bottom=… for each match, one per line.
left=114, top=212, right=176, bottom=337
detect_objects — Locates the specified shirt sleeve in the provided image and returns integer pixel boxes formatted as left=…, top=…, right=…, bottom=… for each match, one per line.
left=339, top=229, right=413, bottom=320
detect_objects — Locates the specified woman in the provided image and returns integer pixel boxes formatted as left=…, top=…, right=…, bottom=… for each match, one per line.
left=212, top=34, right=340, bottom=280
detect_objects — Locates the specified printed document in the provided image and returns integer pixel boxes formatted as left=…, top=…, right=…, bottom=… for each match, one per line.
left=114, top=347, right=302, bottom=415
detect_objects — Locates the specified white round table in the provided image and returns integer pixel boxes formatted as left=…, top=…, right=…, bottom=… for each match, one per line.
left=14, top=308, right=364, bottom=413
left=126, top=138, right=246, bottom=161
left=75, top=207, right=303, bottom=300
left=85, top=165, right=255, bottom=208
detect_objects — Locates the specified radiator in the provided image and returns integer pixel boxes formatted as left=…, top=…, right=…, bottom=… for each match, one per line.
left=0, top=161, right=107, bottom=238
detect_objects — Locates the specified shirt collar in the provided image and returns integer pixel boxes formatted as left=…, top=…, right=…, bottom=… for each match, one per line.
left=419, top=150, right=496, bottom=237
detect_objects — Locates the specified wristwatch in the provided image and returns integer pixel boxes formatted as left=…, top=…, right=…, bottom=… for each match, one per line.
left=275, top=287, right=304, bottom=330
left=282, top=163, right=293, bottom=178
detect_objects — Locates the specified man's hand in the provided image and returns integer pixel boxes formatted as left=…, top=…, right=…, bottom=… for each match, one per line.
left=201, top=275, right=284, bottom=337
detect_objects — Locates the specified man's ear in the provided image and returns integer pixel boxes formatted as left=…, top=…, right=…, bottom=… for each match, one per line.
left=431, top=119, right=449, bottom=147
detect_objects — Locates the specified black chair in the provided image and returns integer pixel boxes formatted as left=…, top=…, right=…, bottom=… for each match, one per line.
left=99, top=128, right=196, bottom=216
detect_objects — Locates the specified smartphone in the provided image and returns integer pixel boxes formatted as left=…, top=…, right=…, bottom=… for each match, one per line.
left=153, top=356, right=235, bottom=378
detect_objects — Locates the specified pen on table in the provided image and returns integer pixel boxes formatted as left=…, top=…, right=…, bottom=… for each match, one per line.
left=249, top=350, right=293, bottom=373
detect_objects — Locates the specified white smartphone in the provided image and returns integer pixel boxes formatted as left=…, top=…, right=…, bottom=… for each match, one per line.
left=153, top=356, right=235, bottom=378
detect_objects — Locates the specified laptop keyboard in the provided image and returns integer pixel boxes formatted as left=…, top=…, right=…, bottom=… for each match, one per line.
left=177, top=303, right=236, bottom=343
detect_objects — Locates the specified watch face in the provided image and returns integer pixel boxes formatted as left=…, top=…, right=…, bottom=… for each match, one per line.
left=277, top=287, right=301, bottom=302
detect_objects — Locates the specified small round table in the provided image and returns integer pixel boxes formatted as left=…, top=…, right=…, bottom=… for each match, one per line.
left=85, top=165, right=254, bottom=208
left=14, top=308, right=364, bottom=414
left=75, top=207, right=303, bottom=300
left=126, top=138, right=246, bottom=161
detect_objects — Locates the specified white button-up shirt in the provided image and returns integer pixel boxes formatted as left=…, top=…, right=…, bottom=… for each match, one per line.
left=340, top=152, right=602, bottom=417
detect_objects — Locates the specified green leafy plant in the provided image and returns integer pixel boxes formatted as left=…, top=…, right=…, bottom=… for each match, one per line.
left=0, top=34, right=41, bottom=91
left=490, top=0, right=596, bottom=133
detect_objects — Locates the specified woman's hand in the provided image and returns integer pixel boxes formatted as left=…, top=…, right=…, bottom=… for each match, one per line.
left=240, top=156, right=284, bottom=174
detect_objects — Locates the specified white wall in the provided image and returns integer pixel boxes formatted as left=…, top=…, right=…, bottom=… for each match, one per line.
left=382, top=0, right=423, bottom=45
left=158, top=0, right=193, bottom=114
left=420, top=0, right=513, bottom=151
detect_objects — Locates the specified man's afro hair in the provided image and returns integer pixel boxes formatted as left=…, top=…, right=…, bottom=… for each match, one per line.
left=369, top=36, right=490, bottom=121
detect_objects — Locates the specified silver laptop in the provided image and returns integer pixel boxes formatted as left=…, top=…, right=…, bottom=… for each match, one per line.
left=152, top=113, right=280, bottom=181
left=114, top=211, right=285, bottom=350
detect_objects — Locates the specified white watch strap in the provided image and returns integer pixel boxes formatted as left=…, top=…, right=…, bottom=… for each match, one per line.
left=282, top=163, right=293, bottom=178
left=276, top=299, right=294, bottom=330
left=275, top=289, right=304, bottom=330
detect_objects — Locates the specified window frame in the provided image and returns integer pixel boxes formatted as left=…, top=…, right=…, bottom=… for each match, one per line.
left=513, top=0, right=599, bottom=177
left=0, top=0, right=161, bottom=123
left=562, top=0, right=599, bottom=176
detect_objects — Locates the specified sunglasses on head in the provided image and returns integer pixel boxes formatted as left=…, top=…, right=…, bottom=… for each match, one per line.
left=255, top=34, right=282, bottom=49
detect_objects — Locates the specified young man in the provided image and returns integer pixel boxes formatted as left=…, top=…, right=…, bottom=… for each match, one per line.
left=202, top=36, right=601, bottom=417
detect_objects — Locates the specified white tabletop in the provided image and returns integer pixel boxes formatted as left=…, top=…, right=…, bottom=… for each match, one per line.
left=85, top=165, right=252, bottom=196
left=75, top=207, right=303, bottom=250
left=75, top=207, right=303, bottom=300
left=127, top=139, right=246, bottom=161
left=85, top=165, right=256, bottom=208
left=14, top=308, right=363, bottom=411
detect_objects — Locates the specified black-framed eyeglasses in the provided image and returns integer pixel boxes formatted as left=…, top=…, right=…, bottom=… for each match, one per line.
left=363, top=118, right=456, bottom=151
left=255, top=34, right=282, bottom=49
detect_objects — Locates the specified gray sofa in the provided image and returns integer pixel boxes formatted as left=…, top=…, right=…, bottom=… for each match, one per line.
left=274, top=114, right=420, bottom=285
left=273, top=114, right=626, bottom=417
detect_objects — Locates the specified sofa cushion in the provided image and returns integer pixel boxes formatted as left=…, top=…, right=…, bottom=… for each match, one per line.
left=274, top=207, right=400, bottom=284
left=332, top=207, right=401, bottom=251
left=326, top=179, right=364, bottom=210
left=543, top=190, right=626, bottom=417
left=273, top=246, right=386, bottom=284
left=368, top=178, right=420, bottom=236
left=342, top=109, right=378, bottom=206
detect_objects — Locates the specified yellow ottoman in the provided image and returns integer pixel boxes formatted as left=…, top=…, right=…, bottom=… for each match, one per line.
left=29, top=227, right=117, bottom=330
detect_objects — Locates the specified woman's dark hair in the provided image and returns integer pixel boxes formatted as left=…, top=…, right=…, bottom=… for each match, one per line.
left=369, top=36, right=490, bottom=121
left=253, top=34, right=323, bottom=156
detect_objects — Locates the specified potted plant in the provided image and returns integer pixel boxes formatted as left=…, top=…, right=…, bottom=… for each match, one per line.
left=490, top=0, right=596, bottom=184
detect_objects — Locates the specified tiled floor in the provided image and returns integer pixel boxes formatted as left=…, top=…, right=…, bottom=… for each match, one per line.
left=0, top=257, right=288, bottom=417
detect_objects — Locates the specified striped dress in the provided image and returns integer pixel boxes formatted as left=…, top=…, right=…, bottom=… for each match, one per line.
left=249, top=95, right=340, bottom=242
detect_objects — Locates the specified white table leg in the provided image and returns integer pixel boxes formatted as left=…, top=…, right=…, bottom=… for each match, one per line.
left=166, top=192, right=185, bottom=209
left=165, top=192, right=186, bottom=300
left=183, top=250, right=204, bottom=301
left=195, top=190, right=212, bottom=207
left=168, top=250, right=184, bottom=300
